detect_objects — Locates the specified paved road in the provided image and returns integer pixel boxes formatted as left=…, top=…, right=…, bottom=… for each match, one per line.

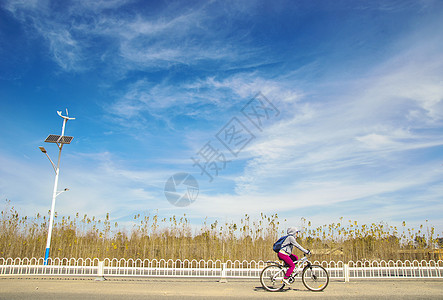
left=0, top=277, right=442, bottom=299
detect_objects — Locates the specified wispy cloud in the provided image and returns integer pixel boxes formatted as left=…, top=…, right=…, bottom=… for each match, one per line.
left=214, top=27, right=443, bottom=211
left=4, top=0, right=87, bottom=71
left=0, top=152, right=53, bottom=214
left=3, top=0, right=259, bottom=73
left=106, top=72, right=300, bottom=131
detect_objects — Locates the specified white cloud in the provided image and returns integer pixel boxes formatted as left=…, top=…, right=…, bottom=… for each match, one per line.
left=4, top=0, right=255, bottom=72
left=105, top=33, right=443, bottom=209
left=216, top=30, right=443, bottom=208
left=356, top=133, right=401, bottom=150
left=0, top=152, right=53, bottom=215
left=190, top=163, right=441, bottom=217
left=0, top=149, right=171, bottom=221
left=69, top=0, right=131, bottom=13
left=44, top=28, right=84, bottom=71
left=4, top=0, right=86, bottom=71
left=107, top=73, right=296, bottom=128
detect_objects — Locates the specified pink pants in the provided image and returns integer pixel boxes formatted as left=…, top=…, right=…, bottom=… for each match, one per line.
left=277, top=252, right=298, bottom=279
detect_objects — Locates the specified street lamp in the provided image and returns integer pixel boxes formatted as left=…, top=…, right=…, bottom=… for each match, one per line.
left=39, top=109, right=75, bottom=265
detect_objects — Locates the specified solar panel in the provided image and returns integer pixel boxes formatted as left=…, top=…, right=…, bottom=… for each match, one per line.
left=59, top=136, right=74, bottom=144
left=44, top=135, right=60, bottom=143
left=44, top=135, right=74, bottom=144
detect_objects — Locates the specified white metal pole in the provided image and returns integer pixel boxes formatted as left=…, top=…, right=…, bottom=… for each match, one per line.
left=44, top=144, right=63, bottom=265
left=61, top=118, right=67, bottom=137
left=44, top=115, right=70, bottom=265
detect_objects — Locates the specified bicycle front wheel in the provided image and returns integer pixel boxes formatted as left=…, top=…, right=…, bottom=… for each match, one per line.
left=260, top=264, right=285, bottom=292
left=301, top=264, right=329, bottom=291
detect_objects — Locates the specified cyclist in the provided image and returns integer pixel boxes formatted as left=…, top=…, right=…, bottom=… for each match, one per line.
left=278, top=227, right=310, bottom=285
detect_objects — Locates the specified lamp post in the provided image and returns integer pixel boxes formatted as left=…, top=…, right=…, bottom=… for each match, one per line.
left=39, top=109, right=75, bottom=265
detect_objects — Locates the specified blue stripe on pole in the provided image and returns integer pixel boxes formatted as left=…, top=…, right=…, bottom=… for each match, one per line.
left=44, top=248, right=50, bottom=265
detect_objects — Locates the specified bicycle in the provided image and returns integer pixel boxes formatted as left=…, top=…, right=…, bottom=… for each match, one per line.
left=260, top=254, right=329, bottom=292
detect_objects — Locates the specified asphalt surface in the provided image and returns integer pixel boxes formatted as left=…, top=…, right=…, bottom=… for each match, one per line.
left=0, top=277, right=442, bottom=299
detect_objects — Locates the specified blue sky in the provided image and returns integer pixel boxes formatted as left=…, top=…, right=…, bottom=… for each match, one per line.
left=1, top=0, right=443, bottom=234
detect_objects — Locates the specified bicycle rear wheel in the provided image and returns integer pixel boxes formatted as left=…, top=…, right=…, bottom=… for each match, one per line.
left=260, top=264, right=285, bottom=292
left=301, top=264, right=329, bottom=291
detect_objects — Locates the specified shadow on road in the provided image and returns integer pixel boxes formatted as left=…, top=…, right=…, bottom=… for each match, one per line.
left=253, top=285, right=304, bottom=293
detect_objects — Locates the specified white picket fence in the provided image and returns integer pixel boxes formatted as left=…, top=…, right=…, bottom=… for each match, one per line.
left=1, top=257, right=442, bottom=280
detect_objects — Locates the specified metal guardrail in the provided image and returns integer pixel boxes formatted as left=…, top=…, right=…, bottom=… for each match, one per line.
left=1, top=257, right=442, bottom=280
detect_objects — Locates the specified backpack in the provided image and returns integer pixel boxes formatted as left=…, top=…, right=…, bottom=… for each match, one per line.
left=273, top=235, right=289, bottom=253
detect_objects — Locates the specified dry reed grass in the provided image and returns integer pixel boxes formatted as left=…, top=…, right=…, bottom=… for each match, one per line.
left=1, top=200, right=441, bottom=261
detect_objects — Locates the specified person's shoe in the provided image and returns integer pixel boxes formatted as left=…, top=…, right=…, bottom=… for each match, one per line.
left=282, top=278, right=291, bottom=285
